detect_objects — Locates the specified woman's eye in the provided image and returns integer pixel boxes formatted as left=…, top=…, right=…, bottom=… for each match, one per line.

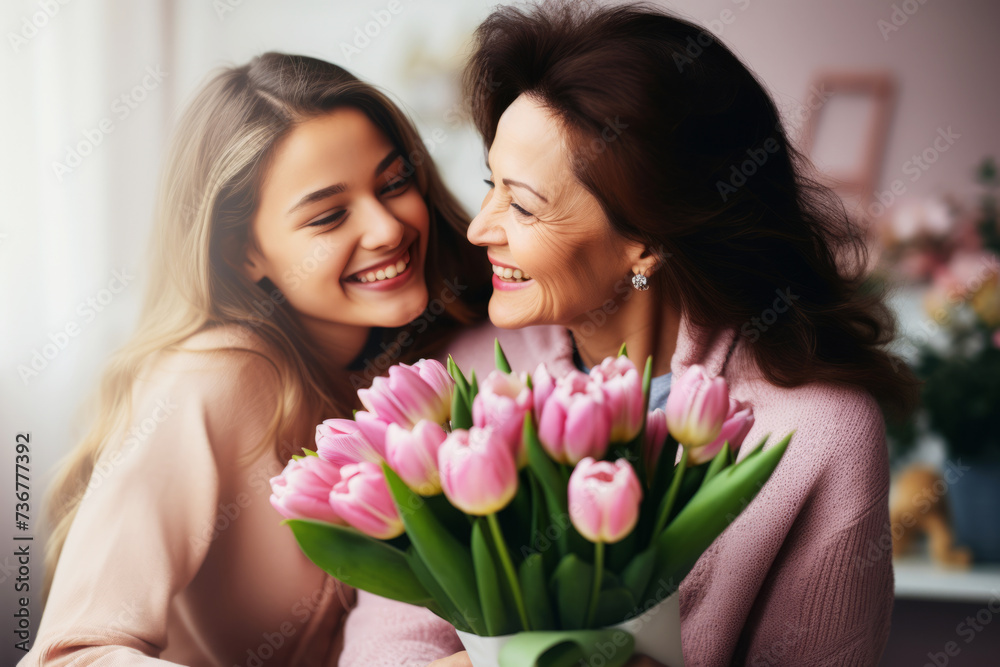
left=483, top=179, right=495, bottom=188
left=380, top=176, right=410, bottom=196
left=306, top=210, right=347, bottom=227
left=511, top=201, right=533, bottom=218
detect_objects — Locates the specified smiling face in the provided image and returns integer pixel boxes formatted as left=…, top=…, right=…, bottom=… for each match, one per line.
left=243, top=108, right=430, bottom=357
left=467, top=94, right=646, bottom=330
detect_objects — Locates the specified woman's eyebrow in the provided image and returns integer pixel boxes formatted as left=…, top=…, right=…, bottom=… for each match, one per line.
left=503, top=178, right=548, bottom=203
left=287, top=149, right=403, bottom=215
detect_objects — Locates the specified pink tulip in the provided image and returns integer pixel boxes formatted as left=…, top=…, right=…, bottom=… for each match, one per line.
left=568, top=458, right=643, bottom=544
left=537, top=370, right=612, bottom=465
left=531, top=363, right=557, bottom=419
left=385, top=420, right=447, bottom=496
left=269, top=456, right=344, bottom=525
left=472, top=370, right=533, bottom=467
left=315, top=411, right=388, bottom=467
left=590, top=355, right=644, bottom=443
left=438, top=427, right=518, bottom=515
left=643, top=408, right=668, bottom=475
left=358, top=359, right=453, bottom=428
left=689, top=398, right=755, bottom=465
left=664, top=364, right=729, bottom=448
left=329, top=461, right=404, bottom=539
left=993, top=328, right=1000, bottom=349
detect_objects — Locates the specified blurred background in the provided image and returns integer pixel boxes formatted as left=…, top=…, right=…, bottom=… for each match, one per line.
left=1, top=0, right=998, bottom=664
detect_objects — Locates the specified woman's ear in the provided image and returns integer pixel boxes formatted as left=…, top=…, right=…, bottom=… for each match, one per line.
left=222, top=228, right=267, bottom=283
left=241, top=243, right=267, bottom=283
left=625, top=241, right=660, bottom=278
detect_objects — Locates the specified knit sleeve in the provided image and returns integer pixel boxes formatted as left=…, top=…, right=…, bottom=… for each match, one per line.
left=734, top=395, right=894, bottom=666
left=338, top=591, right=465, bottom=667
left=21, top=344, right=280, bottom=666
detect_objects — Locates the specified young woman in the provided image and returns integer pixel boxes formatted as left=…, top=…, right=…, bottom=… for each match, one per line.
left=339, top=3, right=921, bottom=666
left=23, top=52, right=490, bottom=666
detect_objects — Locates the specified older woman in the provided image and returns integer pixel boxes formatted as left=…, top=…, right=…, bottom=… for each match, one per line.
left=338, top=3, right=919, bottom=666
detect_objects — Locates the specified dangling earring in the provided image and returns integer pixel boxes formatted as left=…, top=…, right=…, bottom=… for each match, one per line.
left=631, top=269, right=649, bottom=291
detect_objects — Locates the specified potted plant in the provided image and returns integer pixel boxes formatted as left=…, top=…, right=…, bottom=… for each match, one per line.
left=886, top=158, right=1000, bottom=563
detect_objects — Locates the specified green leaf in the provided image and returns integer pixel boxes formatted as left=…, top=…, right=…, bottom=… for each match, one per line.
left=621, top=547, right=657, bottom=602
left=550, top=553, right=593, bottom=630
left=592, top=587, right=636, bottom=628
left=405, top=546, right=468, bottom=631
left=451, top=386, right=472, bottom=430
left=472, top=518, right=515, bottom=635
left=469, top=369, right=479, bottom=402
left=648, top=432, right=792, bottom=599
left=495, top=338, right=513, bottom=373
left=284, top=519, right=433, bottom=606
left=499, top=629, right=635, bottom=667
left=524, top=414, right=568, bottom=522
left=301, top=448, right=319, bottom=457
left=641, top=355, right=653, bottom=410
left=742, top=432, right=772, bottom=460
left=618, top=342, right=628, bottom=357
left=666, top=458, right=708, bottom=523
left=381, top=463, right=486, bottom=634
left=520, top=553, right=556, bottom=630
left=701, top=441, right=731, bottom=488
left=605, top=524, right=638, bottom=574
left=499, top=469, right=534, bottom=566
left=448, top=354, right=471, bottom=397
left=425, top=492, right=473, bottom=545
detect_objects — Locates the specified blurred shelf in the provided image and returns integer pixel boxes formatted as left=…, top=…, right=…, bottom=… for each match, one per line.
left=893, top=556, right=1000, bottom=603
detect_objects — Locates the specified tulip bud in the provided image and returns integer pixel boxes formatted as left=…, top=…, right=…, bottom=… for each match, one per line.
left=315, top=411, right=387, bottom=467
left=664, top=364, right=729, bottom=448
left=472, top=370, right=533, bottom=467
left=590, top=355, right=644, bottom=443
left=531, top=363, right=556, bottom=418
left=269, top=456, right=344, bottom=524
left=689, top=398, right=754, bottom=465
left=329, top=461, right=405, bottom=539
left=568, top=458, right=643, bottom=543
left=438, top=427, right=518, bottom=515
left=358, top=359, right=453, bottom=428
left=385, top=420, right=447, bottom=496
left=537, top=370, right=612, bottom=465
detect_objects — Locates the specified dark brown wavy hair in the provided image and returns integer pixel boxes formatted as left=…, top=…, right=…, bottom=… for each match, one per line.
left=464, top=0, right=919, bottom=420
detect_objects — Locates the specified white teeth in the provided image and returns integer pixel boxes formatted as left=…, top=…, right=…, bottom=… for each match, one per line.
left=354, top=250, right=412, bottom=283
left=491, top=263, right=531, bottom=281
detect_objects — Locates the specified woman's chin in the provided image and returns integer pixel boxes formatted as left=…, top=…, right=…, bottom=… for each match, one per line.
left=488, top=298, right=544, bottom=330
left=373, top=288, right=429, bottom=327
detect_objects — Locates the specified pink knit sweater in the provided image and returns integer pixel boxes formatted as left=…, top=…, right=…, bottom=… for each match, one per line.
left=339, top=313, right=894, bottom=666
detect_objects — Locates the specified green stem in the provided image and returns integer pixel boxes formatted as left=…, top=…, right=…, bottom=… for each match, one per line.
left=486, top=513, right=531, bottom=631
left=652, top=447, right=689, bottom=539
left=585, top=541, right=605, bottom=628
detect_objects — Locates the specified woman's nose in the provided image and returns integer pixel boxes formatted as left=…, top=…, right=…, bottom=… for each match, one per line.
left=359, top=198, right=406, bottom=250
left=467, top=191, right=506, bottom=247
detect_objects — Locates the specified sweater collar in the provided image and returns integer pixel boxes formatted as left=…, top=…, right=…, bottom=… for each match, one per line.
left=539, top=309, right=739, bottom=381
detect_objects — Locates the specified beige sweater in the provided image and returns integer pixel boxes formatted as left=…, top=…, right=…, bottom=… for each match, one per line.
left=21, top=326, right=354, bottom=666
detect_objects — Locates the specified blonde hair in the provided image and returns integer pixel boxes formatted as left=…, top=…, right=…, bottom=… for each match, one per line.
left=41, top=52, right=488, bottom=604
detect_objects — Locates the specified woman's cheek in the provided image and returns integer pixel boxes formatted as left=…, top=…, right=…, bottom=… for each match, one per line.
left=393, top=191, right=430, bottom=230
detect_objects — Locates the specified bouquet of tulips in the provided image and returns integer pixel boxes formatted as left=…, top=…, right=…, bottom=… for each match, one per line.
left=270, top=341, right=791, bottom=667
